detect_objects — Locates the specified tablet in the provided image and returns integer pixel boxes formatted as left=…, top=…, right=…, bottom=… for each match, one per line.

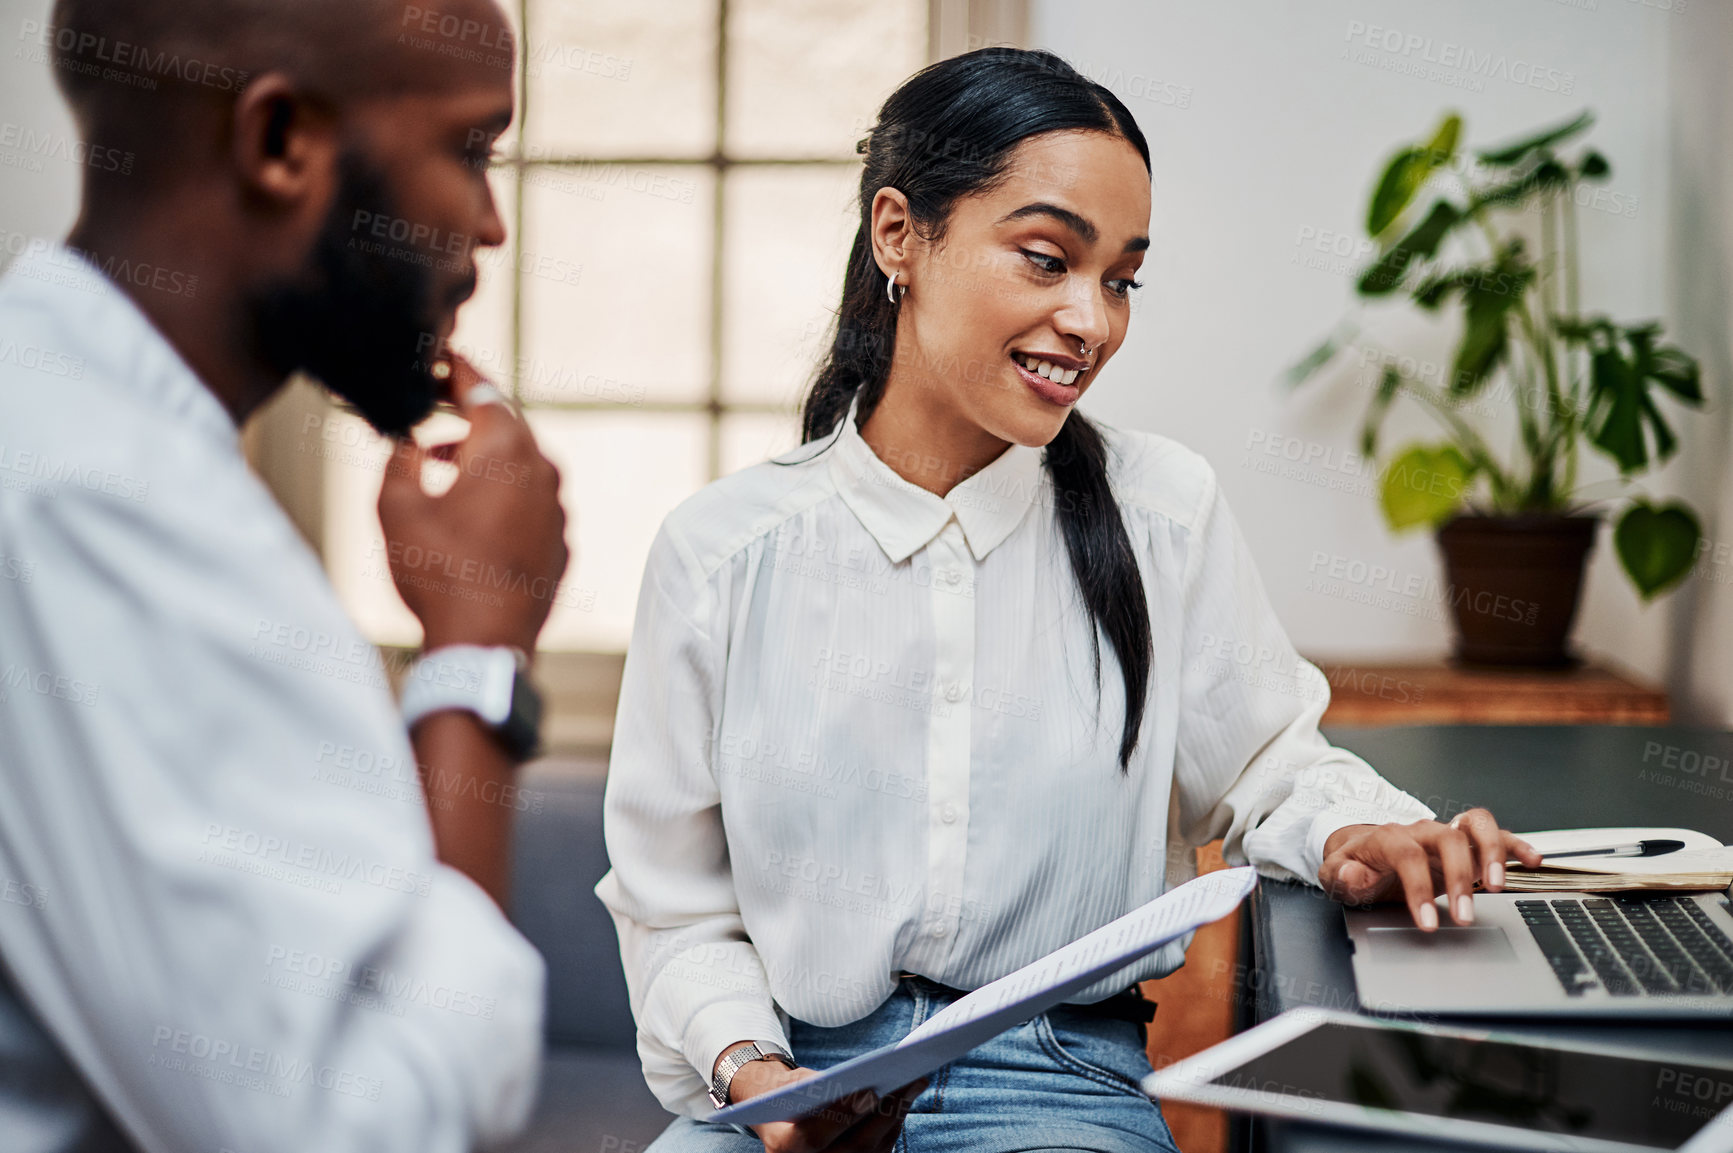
left=1143, top=1008, right=1733, bottom=1153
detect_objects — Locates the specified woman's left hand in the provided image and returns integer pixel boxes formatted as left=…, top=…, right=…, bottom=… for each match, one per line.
left=1318, top=808, right=1543, bottom=931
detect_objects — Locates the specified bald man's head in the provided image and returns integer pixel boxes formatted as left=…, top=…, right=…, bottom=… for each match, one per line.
left=46, top=0, right=517, bottom=435
left=48, top=0, right=513, bottom=194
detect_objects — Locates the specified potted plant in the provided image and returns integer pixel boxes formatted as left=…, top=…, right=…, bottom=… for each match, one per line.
left=1291, top=110, right=1706, bottom=667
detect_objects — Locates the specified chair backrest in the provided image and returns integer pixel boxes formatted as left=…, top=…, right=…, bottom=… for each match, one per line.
left=510, top=758, right=639, bottom=1050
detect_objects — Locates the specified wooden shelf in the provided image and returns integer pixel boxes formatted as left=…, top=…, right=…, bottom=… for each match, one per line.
left=1310, top=659, right=1670, bottom=727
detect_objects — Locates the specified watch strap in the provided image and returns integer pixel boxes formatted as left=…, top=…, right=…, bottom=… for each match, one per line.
left=709, top=1040, right=795, bottom=1109
left=400, top=645, right=518, bottom=729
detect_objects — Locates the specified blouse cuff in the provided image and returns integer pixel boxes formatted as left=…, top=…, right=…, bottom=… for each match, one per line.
left=684, top=999, right=794, bottom=1096
left=1304, top=794, right=1438, bottom=884
left=1305, top=809, right=1373, bottom=882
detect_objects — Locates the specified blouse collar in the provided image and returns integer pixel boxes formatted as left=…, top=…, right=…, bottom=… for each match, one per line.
left=827, top=395, right=1047, bottom=565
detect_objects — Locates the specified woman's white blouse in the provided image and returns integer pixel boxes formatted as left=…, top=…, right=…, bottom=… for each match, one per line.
left=596, top=410, right=1434, bottom=1116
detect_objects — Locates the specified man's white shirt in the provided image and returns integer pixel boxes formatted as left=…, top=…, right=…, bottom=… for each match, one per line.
left=597, top=397, right=1436, bottom=1117
left=0, top=243, right=544, bottom=1153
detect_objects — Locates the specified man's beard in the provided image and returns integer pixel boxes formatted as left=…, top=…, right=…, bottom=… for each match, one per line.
left=250, top=152, right=473, bottom=437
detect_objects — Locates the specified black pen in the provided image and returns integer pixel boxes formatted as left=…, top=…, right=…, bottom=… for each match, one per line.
left=1540, top=838, right=1686, bottom=860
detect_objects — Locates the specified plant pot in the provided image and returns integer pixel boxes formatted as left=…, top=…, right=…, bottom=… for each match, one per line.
left=1433, top=512, right=1600, bottom=668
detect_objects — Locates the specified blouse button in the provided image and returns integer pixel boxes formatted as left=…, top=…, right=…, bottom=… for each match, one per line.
left=940, top=803, right=959, bottom=824
left=928, top=923, right=948, bottom=937
left=944, top=683, right=965, bottom=703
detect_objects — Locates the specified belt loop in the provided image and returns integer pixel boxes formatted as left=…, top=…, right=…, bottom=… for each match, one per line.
left=897, top=971, right=927, bottom=1024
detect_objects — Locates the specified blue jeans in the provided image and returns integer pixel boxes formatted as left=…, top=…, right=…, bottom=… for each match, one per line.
left=647, top=975, right=1180, bottom=1153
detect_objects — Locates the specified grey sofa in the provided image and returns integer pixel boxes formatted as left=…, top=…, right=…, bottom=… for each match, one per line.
left=504, top=758, right=678, bottom=1152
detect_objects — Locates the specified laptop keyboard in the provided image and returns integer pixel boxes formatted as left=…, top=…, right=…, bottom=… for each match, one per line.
left=1517, top=896, right=1733, bottom=997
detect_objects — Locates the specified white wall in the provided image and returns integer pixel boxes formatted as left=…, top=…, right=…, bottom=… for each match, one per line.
left=6, top=0, right=1728, bottom=715
left=0, top=0, right=81, bottom=271
left=1663, top=0, right=1733, bottom=723
left=1033, top=0, right=1731, bottom=719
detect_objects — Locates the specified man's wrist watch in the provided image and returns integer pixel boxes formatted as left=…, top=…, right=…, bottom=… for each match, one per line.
left=709, top=1040, right=796, bottom=1109
left=399, top=644, right=543, bottom=760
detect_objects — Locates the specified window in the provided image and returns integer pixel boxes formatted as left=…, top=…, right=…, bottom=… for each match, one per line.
left=324, top=0, right=934, bottom=653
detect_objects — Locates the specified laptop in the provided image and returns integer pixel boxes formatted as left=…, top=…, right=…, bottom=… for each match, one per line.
left=1346, top=890, right=1733, bottom=1017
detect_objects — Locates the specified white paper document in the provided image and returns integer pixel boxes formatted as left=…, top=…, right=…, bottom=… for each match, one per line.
left=707, top=865, right=1258, bottom=1127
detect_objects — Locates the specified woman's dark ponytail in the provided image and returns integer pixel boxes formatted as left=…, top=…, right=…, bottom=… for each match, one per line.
left=800, top=226, right=895, bottom=442
left=1044, top=416, right=1152, bottom=767
left=800, top=47, right=1154, bottom=769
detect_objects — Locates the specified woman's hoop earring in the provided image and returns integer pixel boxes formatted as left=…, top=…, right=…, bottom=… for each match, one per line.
left=886, top=274, right=903, bottom=306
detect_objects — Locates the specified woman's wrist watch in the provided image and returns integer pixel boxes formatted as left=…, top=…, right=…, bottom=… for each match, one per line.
left=709, top=1040, right=797, bottom=1109
left=399, top=644, right=543, bottom=760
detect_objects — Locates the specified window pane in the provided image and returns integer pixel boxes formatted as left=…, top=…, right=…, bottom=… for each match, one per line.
left=448, top=166, right=518, bottom=385
left=324, top=167, right=516, bottom=646
left=721, top=165, right=859, bottom=405
left=519, top=165, right=713, bottom=406
left=720, top=411, right=802, bottom=476
left=726, top=0, right=926, bottom=158
left=322, top=410, right=473, bottom=649
left=527, top=411, right=711, bottom=650
left=523, top=0, right=717, bottom=158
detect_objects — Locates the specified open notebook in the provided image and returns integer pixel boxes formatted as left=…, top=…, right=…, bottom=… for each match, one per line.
left=1503, top=827, right=1733, bottom=892
left=706, top=866, right=1258, bottom=1128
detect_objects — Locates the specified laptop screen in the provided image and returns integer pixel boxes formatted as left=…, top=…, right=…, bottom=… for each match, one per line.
left=1210, top=1020, right=1731, bottom=1150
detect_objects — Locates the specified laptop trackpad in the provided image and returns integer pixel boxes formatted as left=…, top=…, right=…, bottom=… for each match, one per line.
left=1364, top=925, right=1518, bottom=963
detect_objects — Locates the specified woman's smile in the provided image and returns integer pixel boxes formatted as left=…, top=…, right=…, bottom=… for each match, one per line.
left=1010, top=350, right=1087, bottom=407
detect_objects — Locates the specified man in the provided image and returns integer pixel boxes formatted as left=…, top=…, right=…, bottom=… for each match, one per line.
left=0, top=1, right=569, bottom=1149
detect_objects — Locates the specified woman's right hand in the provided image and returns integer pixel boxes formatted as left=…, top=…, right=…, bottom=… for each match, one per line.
left=728, top=1057, right=925, bottom=1153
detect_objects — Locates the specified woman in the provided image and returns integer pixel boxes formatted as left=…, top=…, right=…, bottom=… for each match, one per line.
left=598, top=47, right=1540, bottom=1153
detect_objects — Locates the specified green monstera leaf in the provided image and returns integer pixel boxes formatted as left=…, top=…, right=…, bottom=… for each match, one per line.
left=1358, top=201, right=1463, bottom=296
left=1380, top=444, right=1476, bottom=531
left=1367, top=114, right=1462, bottom=238
left=1475, top=110, right=1594, bottom=166
left=1580, top=323, right=1704, bottom=474
left=1614, top=500, right=1701, bottom=599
